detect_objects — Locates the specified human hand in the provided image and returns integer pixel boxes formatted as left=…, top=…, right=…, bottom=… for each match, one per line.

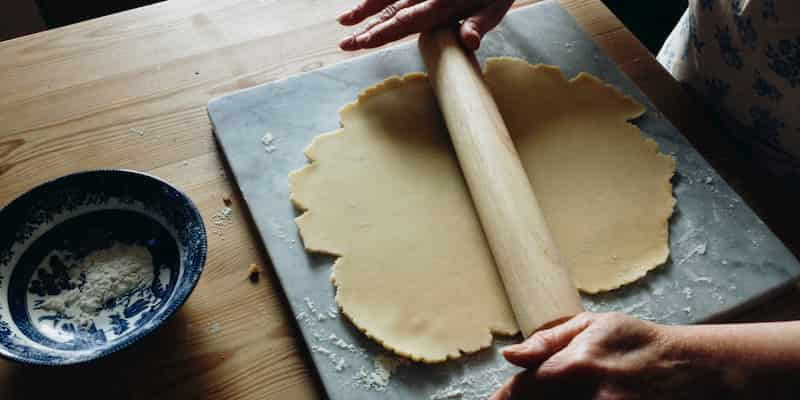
left=491, top=312, right=728, bottom=400
left=337, top=0, right=514, bottom=51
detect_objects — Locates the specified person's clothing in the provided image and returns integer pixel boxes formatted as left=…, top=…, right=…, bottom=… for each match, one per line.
left=658, top=0, right=800, bottom=176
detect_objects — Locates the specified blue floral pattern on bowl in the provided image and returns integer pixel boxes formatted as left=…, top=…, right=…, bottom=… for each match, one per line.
left=0, top=170, right=207, bottom=365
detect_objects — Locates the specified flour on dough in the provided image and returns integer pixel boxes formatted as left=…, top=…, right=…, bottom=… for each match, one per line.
left=289, top=59, right=675, bottom=362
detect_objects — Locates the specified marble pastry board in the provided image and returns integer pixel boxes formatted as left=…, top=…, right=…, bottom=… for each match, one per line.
left=207, top=1, right=800, bottom=398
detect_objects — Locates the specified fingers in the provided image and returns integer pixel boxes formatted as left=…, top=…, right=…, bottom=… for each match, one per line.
left=535, top=339, right=593, bottom=379
left=340, top=0, right=425, bottom=50
left=341, top=0, right=446, bottom=50
left=502, top=312, right=594, bottom=368
left=459, top=0, right=513, bottom=50
left=338, top=0, right=395, bottom=25
left=340, top=0, right=491, bottom=51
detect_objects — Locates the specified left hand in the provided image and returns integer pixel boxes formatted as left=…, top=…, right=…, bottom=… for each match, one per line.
left=491, top=312, right=722, bottom=399
left=337, top=0, right=514, bottom=51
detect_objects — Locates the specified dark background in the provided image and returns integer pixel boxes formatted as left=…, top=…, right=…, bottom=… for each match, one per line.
left=9, top=1, right=688, bottom=54
left=34, top=0, right=163, bottom=28
left=602, top=0, right=688, bottom=52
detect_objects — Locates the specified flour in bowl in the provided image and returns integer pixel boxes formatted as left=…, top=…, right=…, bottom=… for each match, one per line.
left=39, top=243, right=155, bottom=319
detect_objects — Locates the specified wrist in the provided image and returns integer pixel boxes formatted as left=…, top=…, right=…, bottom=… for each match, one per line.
left=655, top=324, right=748, bottom=396
left=659, top=323, right=800, bottom=398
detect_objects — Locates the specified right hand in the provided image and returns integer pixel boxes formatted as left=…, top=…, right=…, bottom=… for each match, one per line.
left=337, top=0, right=514, bottom=51
left=491, top=312, right=733, bottom=399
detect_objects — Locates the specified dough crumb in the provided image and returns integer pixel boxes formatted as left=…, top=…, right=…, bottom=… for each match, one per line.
left=248, top=263, right=261, bottom=283
left=262, top=131, right=277, bottom=153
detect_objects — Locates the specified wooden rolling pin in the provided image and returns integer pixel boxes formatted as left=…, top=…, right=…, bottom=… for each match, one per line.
left=418, top=28, right=584, bottom=337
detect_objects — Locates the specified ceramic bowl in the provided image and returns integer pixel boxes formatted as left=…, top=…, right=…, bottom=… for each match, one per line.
left=0, top=170, right=207, bottom=365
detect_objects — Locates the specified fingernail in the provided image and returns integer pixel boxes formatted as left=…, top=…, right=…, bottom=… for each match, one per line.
left=338, top=7, right=357, bottom=23
left=340, top=36, right=356, bottom=50
left=501, top=344, right=525, bottom=354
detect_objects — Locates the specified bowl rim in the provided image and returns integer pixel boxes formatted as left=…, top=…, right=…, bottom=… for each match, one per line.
left=0, top=169, right=208, bottom=366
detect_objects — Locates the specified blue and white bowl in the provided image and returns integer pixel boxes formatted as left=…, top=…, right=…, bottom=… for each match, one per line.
left=0, top=170, right=207, bottom=365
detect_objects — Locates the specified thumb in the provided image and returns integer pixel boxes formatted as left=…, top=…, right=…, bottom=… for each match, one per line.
left=459, top=0, right=514, bottom=50
left=501, top=312, right=593, bottom=368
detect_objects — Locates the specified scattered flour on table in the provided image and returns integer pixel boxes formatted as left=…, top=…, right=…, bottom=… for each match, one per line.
left=39, top=243, right=154, bottom=321
left=298, top=297, right=367, bottom=372
left=211, top=205, right=234, bottom=238
left=353, top=355, right=408, bottom=392
left=304, top=297, right=328, bottom=321
left=296, top=296, right=414, bottom=391
left=269, top=220, right=296, bottom=245
left=431, top=389, right=465, bottom=399
left=677, top=242, right=707, bottom=265
left=312, top=344, right=348, bottom=372
left=429, top=357, right=516, bottom=400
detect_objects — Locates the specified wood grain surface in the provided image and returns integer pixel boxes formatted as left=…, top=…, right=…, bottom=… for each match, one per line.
left=1, top=0, right=798, bottom=398
left=419, top=28, right=583, bottom=336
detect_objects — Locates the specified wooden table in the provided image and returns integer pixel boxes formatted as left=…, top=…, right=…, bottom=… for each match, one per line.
left=2, top=0, right=799, bottom=398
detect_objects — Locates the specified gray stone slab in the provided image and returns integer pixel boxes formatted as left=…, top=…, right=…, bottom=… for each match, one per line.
left=207, top=1, right=800, bottom=398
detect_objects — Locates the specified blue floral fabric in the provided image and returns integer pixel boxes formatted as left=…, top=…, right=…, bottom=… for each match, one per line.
left=658, top=0, right=799, bottom=176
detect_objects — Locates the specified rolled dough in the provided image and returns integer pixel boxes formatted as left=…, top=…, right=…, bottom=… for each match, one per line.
left=289, top=58, right=675, bottom=362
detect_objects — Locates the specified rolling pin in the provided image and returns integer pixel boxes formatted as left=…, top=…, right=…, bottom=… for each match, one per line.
left=418, top=28, right=584, bottom=337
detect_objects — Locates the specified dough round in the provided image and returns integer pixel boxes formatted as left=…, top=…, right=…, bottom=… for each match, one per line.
left=289, top=59, right=675, bottom=362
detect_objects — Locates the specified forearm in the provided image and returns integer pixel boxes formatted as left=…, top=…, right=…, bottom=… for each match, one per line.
left=664, top=321, right=800, bottom=398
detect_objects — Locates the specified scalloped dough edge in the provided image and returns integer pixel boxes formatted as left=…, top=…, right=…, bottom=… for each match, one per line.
left=288, top=60, right=675, bottom=361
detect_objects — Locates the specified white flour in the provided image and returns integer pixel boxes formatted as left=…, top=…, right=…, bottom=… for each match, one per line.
left=211, top=206, right=234, bottom=238
left=262, top=132, right=277, bottom=153
left=429, top=356, right=516, bottom=400
left=296, top=296, right=410, bottom=391
left=269, top=220, right=297, bottom=245
left=39, top=243, right=154, bottom=319
left=352, top=355, right=407, bottom=392
left=677, top=242, right=707, bottom=266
